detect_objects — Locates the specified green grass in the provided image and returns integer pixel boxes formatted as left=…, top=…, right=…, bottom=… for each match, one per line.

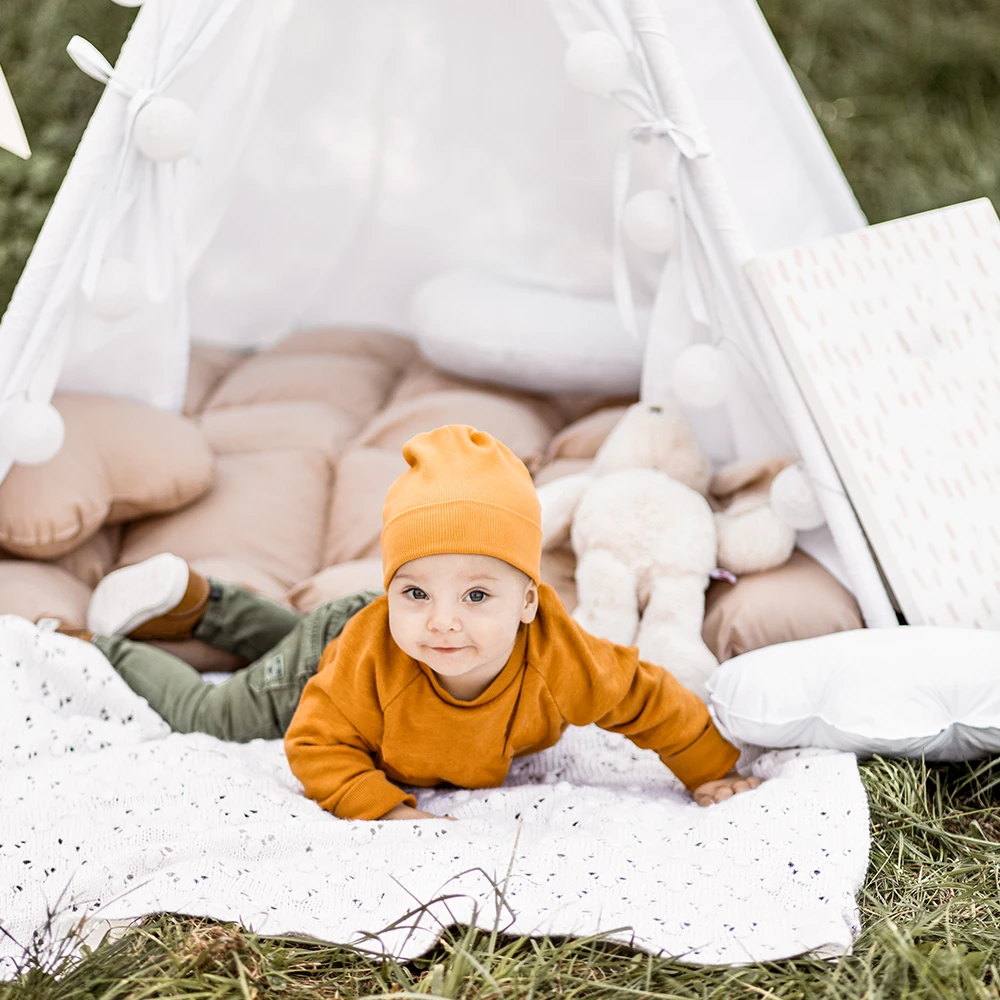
left=4, top=0, right=1000, bottom=995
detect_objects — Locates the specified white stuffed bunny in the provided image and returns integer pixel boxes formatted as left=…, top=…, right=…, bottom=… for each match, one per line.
left=536, top=402, right=721, bottom=697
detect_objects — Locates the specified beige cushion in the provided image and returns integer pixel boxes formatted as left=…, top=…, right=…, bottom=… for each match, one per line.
left=190, top=557, right=288, bottom=602
left=288, top=558, right=385, bottom=612
left=541, top=547, right=578, bottom=612
left=199, top=401, right=357, bottom=460
left=703, top=549, right=864, bottom=662
left=267, top=327, right=417, bottom=372
left=204, top=353, right=399, bottom=430
left=0, top=561, right=92, bottom=626
left=0, top=393, right=214, bottom=559
left=184, top=344, right=244, bottom=417
left=356, top=389, right=557, bottom=468
left=118, top=450, right=331, bottom=589
left=533, top=457, right=592, bottom=488
left=387, top=358, right=485, bottom=404
left=546, top=392, right=636, bottom=426
left=323, top=447, right=407, bottom=566
left=51, top=525, right=123, bottom=588
left=542, top=405, right=628, bottom=462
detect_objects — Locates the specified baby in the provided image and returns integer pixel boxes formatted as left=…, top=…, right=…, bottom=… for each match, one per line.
left=69, top=425, right=760, bottom=820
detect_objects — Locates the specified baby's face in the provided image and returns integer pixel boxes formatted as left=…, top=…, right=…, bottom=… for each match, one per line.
left=387, top=553, right=538, bottom=701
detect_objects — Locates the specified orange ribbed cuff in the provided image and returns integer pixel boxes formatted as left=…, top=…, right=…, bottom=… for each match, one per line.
left=381, top=498, right=542, bottom=586
left=330, top=770, right=417, bottom=820
left=659, top=722, right=741, bottom=792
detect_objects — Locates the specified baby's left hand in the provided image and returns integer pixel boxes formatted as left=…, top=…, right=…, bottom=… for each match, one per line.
left=692, top=771, right=763, bottom=807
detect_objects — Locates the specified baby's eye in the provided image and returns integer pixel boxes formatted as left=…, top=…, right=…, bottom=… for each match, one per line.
left=466, top=590, right=489, bottom=604
left=405, top=587, right=428, bottom=601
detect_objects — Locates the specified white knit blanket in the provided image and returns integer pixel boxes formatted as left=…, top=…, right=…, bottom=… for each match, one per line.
left=0, top=616, right=870, bottom=976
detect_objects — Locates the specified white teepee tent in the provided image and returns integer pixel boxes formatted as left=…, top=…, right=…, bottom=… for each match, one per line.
left=0, top=0, right=897, bottom=627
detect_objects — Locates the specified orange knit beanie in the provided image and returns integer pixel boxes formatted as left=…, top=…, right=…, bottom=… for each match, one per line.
left=381, top=425, right=542, bottom=587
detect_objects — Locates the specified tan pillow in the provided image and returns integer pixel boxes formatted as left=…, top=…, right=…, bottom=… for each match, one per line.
left=184, top=343, right=244, bottom=417
left=545, top=392, right=636, bottom=425
left=205, top=353, right=398, bottom=430
left=267, top=327, right=417, bottom=373
left=118, top=450, right=331, bottom=589
left=702, top=549, right=864, bottom=662
left=200, top=401, right=358, bottom=460
left=542, top=405, right=629, bottom=463
left=323, top=447, right=407, bottom=566
left=189, top=557, right=288, bottom=602
left=0, top=561, right=92, bottom=626
left=541, top=547, right=578, bottom=613
left=51, top=525, right=123, bottom=588
left=387, top=358, right=484, bottom=404
left=0, top=394, right=215, bottom=559
left=288, top=558, right=385, bottom=612
left=356, top=390, right=556, bottom=468
left=533, top=457, right=592, bottom=488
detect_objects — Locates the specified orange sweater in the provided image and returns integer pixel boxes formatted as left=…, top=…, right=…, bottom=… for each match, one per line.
left=284, top=584, right=739, bottom=820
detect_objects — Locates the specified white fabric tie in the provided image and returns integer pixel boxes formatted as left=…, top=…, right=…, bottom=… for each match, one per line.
left=612, top=111, right=711, bottom=339
left=66, top=0, right=244, bottom=304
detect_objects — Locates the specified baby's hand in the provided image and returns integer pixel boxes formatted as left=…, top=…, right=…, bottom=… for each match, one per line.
left=380, top=803, right=454, bottom=821
left=692, top=771, right=763, bottom=807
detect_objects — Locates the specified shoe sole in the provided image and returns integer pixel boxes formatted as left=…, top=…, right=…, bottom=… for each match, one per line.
left=88, top=553, right=190, bottom=636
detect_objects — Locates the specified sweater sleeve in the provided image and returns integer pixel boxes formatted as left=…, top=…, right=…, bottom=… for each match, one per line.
left=284, top=677, right=415, bottom=820
left=533, top=587, right=738, bottom=792
left=591, top=657, right=739, bottom=792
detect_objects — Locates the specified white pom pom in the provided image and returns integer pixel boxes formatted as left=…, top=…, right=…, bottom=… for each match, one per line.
left=133, top=97, right=197, bottom=161
left=671, top=344, right=733, bottom=409
left=769, top=464, right=827, bottom=531
left=0, top=399, right=66, bottom=465
left=622, top=189, right=678, bottom=253
left=564, top=32, right=631, bottom=97
left=89, top=256, right=143, bottom=320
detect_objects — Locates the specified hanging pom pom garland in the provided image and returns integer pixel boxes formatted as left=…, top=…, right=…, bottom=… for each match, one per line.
left=88, top=256, right=143, bottom=320
left=769, top=464, right=827, bottom=531
left=622, top=189, right=678, bottom=254
left=564, top=32, right=631, bottom=97
left=133, top=97, right=198, bottom=162
left=0, top=398, right=66, bottom=465
left=671, top=343, right=734, bottom=409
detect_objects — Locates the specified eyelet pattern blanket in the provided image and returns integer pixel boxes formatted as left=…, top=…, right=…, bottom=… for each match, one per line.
left=0, top=616, right=870, bottom=975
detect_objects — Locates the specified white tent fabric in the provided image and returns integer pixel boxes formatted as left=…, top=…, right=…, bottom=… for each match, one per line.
left=0, top=61, right=31, bottom=160
left=0, top=0, right=895, bottom=624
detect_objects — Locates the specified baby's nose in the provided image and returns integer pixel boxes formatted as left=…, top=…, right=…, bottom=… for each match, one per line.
left=427, top=606, right=462, bottom=632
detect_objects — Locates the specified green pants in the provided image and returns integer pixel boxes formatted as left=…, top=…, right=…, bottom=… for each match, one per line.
left=94, top=580, right=380, bottom=742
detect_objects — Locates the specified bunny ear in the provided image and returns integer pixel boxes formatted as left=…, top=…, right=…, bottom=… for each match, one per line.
left=710, top=456, right=796, bottom=500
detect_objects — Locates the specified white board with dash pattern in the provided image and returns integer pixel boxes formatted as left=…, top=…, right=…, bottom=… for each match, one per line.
left=747, top=198, right=1000, bottom=628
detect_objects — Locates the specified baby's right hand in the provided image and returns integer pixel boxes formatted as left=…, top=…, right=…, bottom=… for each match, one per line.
left=381, top=803, right=453, bottom=821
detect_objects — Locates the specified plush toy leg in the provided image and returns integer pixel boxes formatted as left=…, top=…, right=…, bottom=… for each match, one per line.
left=636, top=576, right=719, bottom=700
left=572, top=549, right=640, bottom=646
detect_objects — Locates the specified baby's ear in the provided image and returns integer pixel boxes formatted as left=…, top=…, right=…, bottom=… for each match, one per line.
left=521, top=582, right=540, bottom=623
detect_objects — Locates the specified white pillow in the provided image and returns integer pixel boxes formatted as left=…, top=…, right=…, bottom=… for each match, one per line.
left=707, top=626, right=1000, bottom=761
left=408, top=269, right=647, bottom=394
